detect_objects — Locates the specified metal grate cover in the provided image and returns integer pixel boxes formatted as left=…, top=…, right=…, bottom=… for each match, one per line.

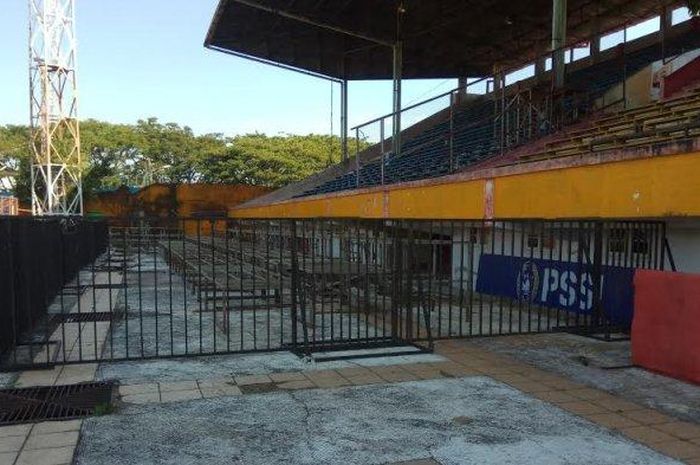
left=0, top=382, right=115, bottom=426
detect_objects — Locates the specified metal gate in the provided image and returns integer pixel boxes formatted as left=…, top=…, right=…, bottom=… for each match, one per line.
left=0, top=217, right=667, bottom=370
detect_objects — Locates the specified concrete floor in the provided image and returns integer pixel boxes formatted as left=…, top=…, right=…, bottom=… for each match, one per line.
left=75, top=376, right=680, bottom=465
left=471, top=333, right=700, bottom=424
left=95, top=350, right=446, bottom=385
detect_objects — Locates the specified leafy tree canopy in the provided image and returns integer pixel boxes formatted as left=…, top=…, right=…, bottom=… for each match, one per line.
left=0, top=119, right=367, bottom=201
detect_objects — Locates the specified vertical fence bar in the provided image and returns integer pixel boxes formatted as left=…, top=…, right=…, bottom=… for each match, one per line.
left=211, top=219, right=217, bottom=353
left=167, top=219, right=174, bottom=357
left=182, top=219, right=189, bottom=355
left=288, top=219, right=296, bottom=348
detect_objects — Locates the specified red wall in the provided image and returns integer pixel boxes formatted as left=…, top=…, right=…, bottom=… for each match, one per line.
left=632, top=270, right=700, bottom=385
left=663, top=55, right=700, bottom=98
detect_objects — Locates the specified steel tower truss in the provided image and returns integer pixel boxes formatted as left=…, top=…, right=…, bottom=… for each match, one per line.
left=28, top=0, right=82, bottom=215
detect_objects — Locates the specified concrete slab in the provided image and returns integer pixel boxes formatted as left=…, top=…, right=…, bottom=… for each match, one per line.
left=471, top=333, right=700, bottom=423
left=75, top=377, right=680, bottom=465
left=95, top=350, right=445, bottom=385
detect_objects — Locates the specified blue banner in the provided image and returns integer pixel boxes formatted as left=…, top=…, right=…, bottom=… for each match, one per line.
left=475, top=254, right=635, bottom=327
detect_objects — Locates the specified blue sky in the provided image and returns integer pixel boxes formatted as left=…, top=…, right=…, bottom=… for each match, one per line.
left=0, top=0, right=456, bottom=137
left=0, top=2, right=692, bottom=138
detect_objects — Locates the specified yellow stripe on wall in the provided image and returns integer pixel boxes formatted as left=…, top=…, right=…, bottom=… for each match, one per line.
left=231, top=151, right=700, bottom=219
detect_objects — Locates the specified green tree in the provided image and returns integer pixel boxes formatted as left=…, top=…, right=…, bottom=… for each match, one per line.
left=1, top=120, right=361, bottom=198
left=201, top=133, right=368, bottom=188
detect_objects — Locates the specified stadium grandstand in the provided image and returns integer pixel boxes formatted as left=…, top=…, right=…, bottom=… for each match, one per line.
left=206, top=0, right=700, bottom=274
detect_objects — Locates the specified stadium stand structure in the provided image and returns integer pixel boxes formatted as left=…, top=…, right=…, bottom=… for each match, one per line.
left=299, top=26, right=700, bottom=198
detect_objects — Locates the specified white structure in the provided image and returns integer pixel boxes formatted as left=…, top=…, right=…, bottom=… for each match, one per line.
left=28, top=0, right=83, bottom=215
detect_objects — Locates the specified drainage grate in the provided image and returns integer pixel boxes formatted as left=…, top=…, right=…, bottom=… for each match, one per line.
left=52, top=312, right=116, bottom=323
left=0, top=381, right=116, bottom=426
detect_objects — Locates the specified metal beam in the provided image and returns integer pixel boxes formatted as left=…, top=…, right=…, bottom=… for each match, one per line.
left=340, top=79, right=348, bottom=161
left=392, top=43, right=403, bottom=158
left=392, top=2, right=404, bottom=159
left=552, top=0, right=568, bottom=88
left=205, top=44, right=343, bottom=83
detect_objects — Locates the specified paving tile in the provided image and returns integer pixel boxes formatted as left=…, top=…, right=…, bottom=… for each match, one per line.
left=650, top=440, right=700, bottom=461
left=277, top=380, right=315, bottom=390
left=684, top=457, right=700, bottom=465
left=0, top=452, right=17, bottom=465
left=654, top=421, right=700, bottom=441
left=0, top=435, right=26, bottom=453
left=369, top=367, right=420, bottom=383
left=347, top=374, right=383, bottom=386
left=620, top=426, right=677, bottom=444
left=565, top=387, right=610, bottom=401
left=582, top=412, right=642, bottom=429
left=621, top=409, right=674, bottom=426
left=160, top=389, right=202, bottom=403
left=408, top=370, right=446, bottom=381
left=0, top=424, right=32, bottom=437
left=507, top=381, right=554, bottom=394
left=25, top=431, right=79, bottom=451
left=200, top=384, right=242, bottom=398
left=593, top=397, right=644, bottom=413
left=488, top=373, right=531, bottom=385
left=304, top=371, right=345, bottom=381
left=268, top=372, right=307, bottom=383
left=121, top=393, right=161, bottom=404
left=158, top=380, right=199, bottom=393
left=197, top=378, right=236, bottom=389
left=310, top=377, right=350, bottom=389
left=16, top=446, right=75, bottom=465
left=532, top=390, right=578, bottom=404
left=234, top=374, right=272, bottom=386
left=119, top=383, right=159, bottom=396
left=558, top=401, right=609, bottom=416
left=335, top=367, right=372, bottom=378
left=33, top=420, right=82, bottom=435
left=540, top=378, right=585, bottom=390
left=434, top=364, right=480, bottom=377
left=16, top=368, right=61, bottom=387
left=55, top=367, right=98, bottom=384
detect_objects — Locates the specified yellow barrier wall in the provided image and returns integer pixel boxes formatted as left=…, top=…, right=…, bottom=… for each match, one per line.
left=231, top=152, right=700, bottom=219
left=86, top=184, right=271, bottom=219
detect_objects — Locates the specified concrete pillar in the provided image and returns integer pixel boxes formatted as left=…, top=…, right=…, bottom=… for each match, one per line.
left=492, top=65, right=503, bottom=93
left=589, top=6, right=601, bottom=61
left=535, top=57, right=547, bottom=82
left=551, top=0, right=568, bottom=88
left=661, top=5, right=674, bottom=62
left=458, top=77, right=467, bottom=94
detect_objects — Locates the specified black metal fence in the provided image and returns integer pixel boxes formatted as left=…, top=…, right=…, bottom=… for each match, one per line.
left=0, top=217, right=108, bottom=364
left=0, top=217, right=666, bottom=370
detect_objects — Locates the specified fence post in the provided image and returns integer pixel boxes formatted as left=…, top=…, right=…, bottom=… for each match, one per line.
left=390, top=221, right=401, bottom=343
left=289, top=219, right=299, bottom=350
left=592, top=221, right=605, bottom=335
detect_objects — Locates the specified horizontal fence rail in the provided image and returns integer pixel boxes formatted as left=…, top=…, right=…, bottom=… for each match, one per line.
left=0, top=217, right=665, bottom=370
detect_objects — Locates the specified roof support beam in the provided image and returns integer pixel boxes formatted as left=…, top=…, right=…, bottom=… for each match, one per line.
left=227, top=0, right=394, bottom=47
left=552, top=0, right=568, bottom=88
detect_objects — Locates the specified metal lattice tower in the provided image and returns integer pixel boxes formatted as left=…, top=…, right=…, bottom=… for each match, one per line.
left=28, top=0, right=83, bottom=216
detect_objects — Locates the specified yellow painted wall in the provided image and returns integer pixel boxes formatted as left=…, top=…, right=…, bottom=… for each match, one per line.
left=231, top=152, right=700, bottom=220
left=86, top=183, right=271, bottom=219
